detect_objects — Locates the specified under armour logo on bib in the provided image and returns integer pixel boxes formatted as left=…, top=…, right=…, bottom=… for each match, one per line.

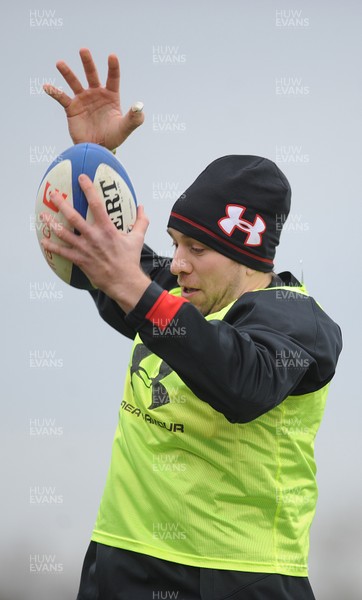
left=218, top=204, right=266, bottom=246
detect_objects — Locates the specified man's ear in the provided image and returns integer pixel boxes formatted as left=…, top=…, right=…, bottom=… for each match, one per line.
left=244, top=266, right=257, bottom=278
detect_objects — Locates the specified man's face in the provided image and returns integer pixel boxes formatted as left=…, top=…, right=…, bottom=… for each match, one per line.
left=168, top=228, right=246, bottom=316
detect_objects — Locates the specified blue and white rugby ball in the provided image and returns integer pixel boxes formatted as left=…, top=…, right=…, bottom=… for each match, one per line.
left=35, top=143, right=137, bottom=289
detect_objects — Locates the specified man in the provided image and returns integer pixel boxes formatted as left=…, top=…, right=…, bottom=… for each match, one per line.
left=42, top=49, right=342, bottom=600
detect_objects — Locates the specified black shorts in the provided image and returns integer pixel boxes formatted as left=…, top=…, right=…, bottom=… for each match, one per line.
left=77, top=541, right=316, bottom=600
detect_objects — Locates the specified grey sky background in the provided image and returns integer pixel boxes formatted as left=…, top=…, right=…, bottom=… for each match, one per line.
left=1, top=1, right=361, bottom=598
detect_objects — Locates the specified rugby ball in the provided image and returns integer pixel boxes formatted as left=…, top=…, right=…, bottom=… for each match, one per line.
left=35, top=143, right=137, bottom=289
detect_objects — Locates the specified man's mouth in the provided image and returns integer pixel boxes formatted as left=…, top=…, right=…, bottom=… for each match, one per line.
left=181, top=286, right=200, bottom=297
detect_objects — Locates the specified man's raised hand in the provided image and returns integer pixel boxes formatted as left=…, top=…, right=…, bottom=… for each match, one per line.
left=43, top=48, right=144, bottom=150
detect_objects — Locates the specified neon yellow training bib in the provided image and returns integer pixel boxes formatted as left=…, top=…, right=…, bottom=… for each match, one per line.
left=92, top=288, right=328, bottom=576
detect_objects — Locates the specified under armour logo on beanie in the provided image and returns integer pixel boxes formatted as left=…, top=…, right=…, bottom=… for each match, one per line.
left=218, top=205, right=266, bottom=245
left=167, top=155, right=291, bottom=272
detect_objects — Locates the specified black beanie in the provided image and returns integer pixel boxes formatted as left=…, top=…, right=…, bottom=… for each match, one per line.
left=167, top=155, right=291, bottom=272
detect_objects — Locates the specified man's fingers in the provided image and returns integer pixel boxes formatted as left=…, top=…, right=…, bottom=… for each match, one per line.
left=39, top=213, right=78, bottom=261
left=130, top=205, right=149, bottom=237
left=42, top=181, right=145, bottom=256
left=40, top=212, right=79, bottom=247
left=43, top=85, right=72, bottom=109
left=119, top=103, right=145, bottom=139
left=78, top=175, right=110, bottom=225
left=47, top=190, right=90, bottom=235
left=41, top=236, right=74, bottom=261
left=56, top=60, right=84, bottom=95
left=106, top=54, right=120, bottom=93
left=131, top=101, right=144, bottom=114
left=79, top=48, right=102, bottom=89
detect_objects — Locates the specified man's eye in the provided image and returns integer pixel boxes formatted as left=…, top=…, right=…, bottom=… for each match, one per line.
left=191, top=247, right=204, bottom=254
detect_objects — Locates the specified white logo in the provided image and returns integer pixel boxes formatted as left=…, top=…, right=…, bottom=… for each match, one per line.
left=218, top=205, right=266, bottom=246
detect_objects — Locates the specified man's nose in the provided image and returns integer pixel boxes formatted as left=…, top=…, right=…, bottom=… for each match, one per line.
left=170, top=248, right=192, bottom=275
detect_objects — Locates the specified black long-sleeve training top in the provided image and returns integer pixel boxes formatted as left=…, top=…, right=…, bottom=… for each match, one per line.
left=89, top=244, right=342, bottom=423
